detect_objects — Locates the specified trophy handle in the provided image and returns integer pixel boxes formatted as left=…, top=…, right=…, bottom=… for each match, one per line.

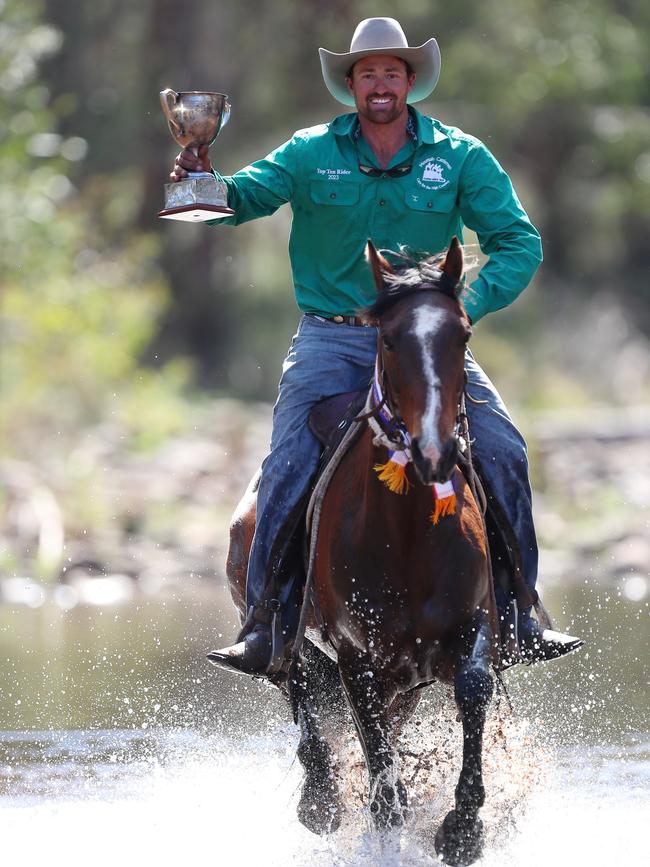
left=159, top=88, right=181, bottom=135
left=221, top=99, right=231, bottom=130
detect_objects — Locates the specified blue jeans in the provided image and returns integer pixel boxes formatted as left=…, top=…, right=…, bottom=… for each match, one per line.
left=245, top=315, right=537, bottom=636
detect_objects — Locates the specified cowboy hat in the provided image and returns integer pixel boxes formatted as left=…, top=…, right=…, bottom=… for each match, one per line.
left=319, top=17, right=441, bottom=106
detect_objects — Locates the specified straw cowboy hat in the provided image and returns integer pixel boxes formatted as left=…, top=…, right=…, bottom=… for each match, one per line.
left=319, top=17, right=441, bottom=106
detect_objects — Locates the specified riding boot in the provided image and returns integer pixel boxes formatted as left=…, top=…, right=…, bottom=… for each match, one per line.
left=517, top=608, right=584, bottom=664
left=495, top=587, right=584, bottom=668
left=206, top=625, right=272, bottom=675
left=207, top=605, right=278, bottom=676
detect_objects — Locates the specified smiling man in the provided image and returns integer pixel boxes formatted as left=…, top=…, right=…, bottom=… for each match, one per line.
left=352, top=56, right=414, bottom=125
left=170, top=17, right=583, bottom=675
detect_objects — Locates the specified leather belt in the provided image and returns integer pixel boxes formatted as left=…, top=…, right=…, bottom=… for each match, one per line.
left=311, top=313, right=370, bottom=327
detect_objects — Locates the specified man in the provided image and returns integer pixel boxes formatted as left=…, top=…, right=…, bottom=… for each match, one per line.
left=170, top=18, right=583, bottom=675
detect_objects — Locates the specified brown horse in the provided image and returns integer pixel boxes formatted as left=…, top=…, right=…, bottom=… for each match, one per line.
left=224, top=238, right=497, bottom=865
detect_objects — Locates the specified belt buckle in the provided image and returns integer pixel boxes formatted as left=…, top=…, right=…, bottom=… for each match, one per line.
left=332, top=315, right=345, bottom=324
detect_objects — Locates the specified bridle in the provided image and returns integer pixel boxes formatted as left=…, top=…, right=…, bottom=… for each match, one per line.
left=363, top=346, right=469, bottom=466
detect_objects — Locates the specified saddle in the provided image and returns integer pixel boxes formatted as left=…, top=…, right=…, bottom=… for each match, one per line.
left=309, top=389, right=368, bottom=469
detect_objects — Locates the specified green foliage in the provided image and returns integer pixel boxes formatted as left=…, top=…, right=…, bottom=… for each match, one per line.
left=2, top=0, right=650, bottom=422
left=0, top=0, right=193, bottom=458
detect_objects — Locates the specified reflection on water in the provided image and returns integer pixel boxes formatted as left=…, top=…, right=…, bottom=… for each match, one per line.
left=0, top=578, right=646, bottom=737
left=0, top=578, right=648, bottom=865
left=0, top=582, right=288, bottom=733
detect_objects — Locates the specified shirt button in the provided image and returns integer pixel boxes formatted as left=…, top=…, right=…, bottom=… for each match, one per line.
left=379, top=199, right=385, bottom=206
left=330, top=192, right=336, bottom=199
left=427, top=202, right=433, bottom=208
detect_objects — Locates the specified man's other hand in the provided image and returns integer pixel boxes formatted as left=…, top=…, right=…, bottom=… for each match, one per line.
left=169, top=144, right=212, bottom=181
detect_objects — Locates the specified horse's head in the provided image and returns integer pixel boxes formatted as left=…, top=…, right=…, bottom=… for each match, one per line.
left=364, top=238, right=471, bottom=486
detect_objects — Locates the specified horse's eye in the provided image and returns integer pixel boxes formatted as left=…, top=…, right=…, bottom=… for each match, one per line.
left=382, top=335, right=394, bottom=351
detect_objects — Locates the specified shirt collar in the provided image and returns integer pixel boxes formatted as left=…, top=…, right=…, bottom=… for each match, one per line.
left=330, top=113, right=358, bottom=137
left=330, top=107, right=448, bottom=146
left=410, top=107, right=448, bottom=145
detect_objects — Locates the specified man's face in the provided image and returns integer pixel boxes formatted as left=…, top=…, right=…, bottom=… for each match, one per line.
left=346, top=55, right=416, bottom=125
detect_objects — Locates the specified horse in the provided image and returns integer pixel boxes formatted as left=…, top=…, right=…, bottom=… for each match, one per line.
left=223, top=238, right=498, bottom=865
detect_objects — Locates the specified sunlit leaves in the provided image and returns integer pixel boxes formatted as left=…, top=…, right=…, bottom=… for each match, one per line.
left=0, top=0, right=189, bottom=457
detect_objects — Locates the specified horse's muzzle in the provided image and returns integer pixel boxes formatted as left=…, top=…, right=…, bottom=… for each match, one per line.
left=411, top=436, right=458, bottom=485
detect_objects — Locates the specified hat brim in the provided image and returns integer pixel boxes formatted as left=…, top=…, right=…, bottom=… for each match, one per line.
left=319, top=39, right=441, bottom=106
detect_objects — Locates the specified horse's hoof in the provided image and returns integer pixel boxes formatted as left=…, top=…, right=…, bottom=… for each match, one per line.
left=297, top=774, right=342, bottom=836
left=434, top=809, right=484, bottom=866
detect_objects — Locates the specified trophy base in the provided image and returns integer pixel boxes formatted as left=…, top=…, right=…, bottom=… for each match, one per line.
left=159, top=175, right=233, bottom=222
left=158, top=203, right=236, bottom=222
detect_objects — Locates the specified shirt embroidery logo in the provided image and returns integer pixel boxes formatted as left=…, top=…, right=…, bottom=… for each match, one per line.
left=417, top=157, right=452, bottom=190
left=316, top=168, right=352, bottom=180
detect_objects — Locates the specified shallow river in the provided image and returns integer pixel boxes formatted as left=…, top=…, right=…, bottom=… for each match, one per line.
left=1, top=578, right=648, bottom=866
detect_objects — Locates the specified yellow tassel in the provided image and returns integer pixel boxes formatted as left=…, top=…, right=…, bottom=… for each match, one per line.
left=430, top=494, right=456, bottom=525
left=373, top=460, right=411, bottom=494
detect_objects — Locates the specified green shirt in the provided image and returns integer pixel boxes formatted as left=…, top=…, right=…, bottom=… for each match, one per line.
left=210, top=107, right=542, bottom=323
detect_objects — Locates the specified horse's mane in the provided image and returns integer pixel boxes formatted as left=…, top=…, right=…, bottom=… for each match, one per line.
left=362, top=249, right=459, bottom=320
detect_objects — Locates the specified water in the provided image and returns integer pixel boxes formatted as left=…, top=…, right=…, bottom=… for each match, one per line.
left=2, top=727, right=648, bottom=866
left=1, top=579, right=648, bottom=865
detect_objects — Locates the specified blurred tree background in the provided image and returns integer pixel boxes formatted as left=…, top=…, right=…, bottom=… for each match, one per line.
left=4, top=0, right=650, bottom=409
left=0, top=0, right=649, bottom=577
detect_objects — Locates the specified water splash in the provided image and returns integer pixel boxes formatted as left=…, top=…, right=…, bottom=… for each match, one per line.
left=3, top=699, right=647, bottom=866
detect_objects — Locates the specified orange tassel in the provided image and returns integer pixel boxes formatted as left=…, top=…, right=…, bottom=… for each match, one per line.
left=373, top=460, right=411, bottom=494
left=430, top=494, right=456, bottom=525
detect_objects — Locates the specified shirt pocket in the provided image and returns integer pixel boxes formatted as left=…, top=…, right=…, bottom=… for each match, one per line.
left=404, top=188, right=457, bottom=213
left=309, top=180, right=360, bottom=206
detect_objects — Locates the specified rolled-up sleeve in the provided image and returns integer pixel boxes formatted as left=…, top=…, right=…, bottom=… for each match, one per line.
left=458, top=143, right=543, bottom=323
left=208, top=137, right=297, bottom=227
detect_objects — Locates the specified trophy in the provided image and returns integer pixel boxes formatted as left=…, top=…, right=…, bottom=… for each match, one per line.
left=158, top=89, right=235, bottom=222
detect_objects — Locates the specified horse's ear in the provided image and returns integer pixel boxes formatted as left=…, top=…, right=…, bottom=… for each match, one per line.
left=366, top=239, right=394, bottom=290
left=441, top=237, right=464, bottom=288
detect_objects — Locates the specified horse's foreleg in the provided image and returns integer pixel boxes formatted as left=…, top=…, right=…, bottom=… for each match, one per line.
left=290, top=642, right=345, bottom=835
left=338, top=652, right=407, bottom=831
left=435, top=620, right=494, bottom=866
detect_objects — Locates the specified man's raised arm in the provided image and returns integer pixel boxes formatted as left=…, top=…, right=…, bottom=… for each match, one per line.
left=169, top=139, right=297, bottom=226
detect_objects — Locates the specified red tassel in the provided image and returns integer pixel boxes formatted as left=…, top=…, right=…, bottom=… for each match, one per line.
left=430, top=493, right=456, bottom=525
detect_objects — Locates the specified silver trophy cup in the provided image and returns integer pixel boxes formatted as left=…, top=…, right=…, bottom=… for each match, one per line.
left=158, top=89, right=235, bottom=222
